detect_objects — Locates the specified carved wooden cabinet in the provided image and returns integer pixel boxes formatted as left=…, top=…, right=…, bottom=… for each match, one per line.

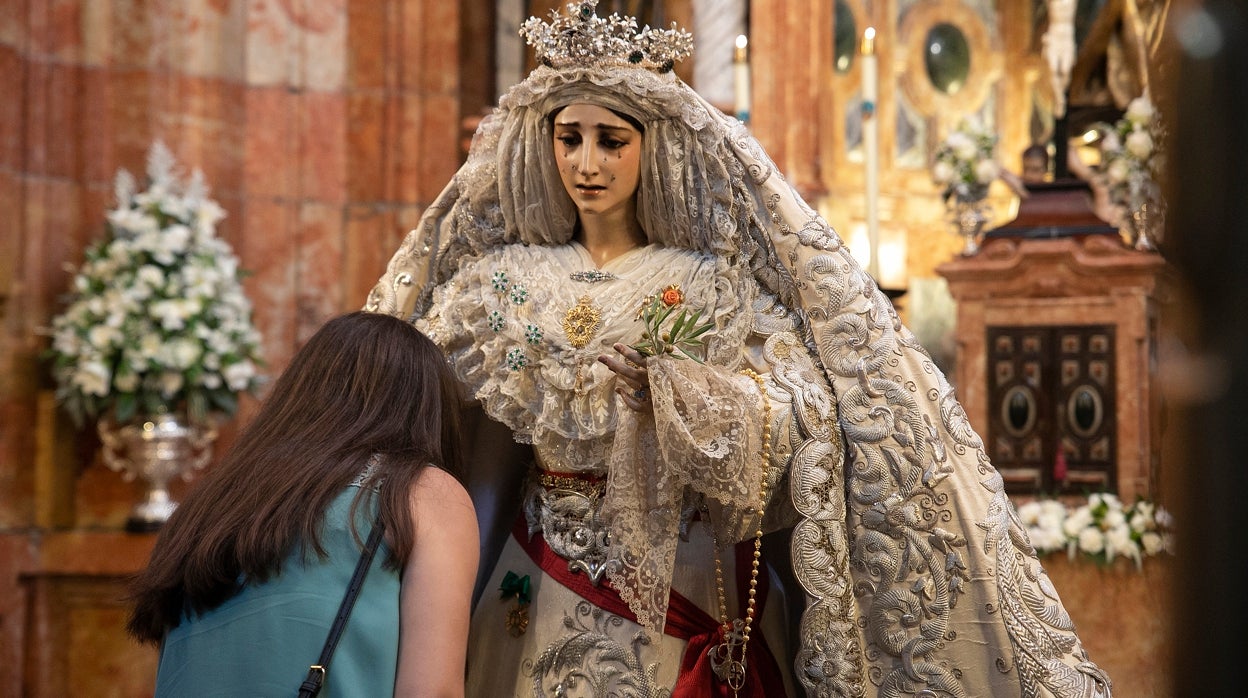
left=936, top=234, right=1172, bottom=501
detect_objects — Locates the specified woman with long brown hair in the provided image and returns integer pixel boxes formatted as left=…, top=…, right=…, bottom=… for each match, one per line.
left=128, top=310, right=477, bottom=696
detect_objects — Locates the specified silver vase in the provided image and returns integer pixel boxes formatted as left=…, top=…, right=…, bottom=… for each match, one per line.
left=953, top=198, right=989, bottom=256
left=98, top=411, right=218, bottom=532
left=1129, top=202, right=1160, bottom=252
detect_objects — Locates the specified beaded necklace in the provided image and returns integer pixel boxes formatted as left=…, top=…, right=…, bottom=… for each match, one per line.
left=708, top=368, right=772, bottom=695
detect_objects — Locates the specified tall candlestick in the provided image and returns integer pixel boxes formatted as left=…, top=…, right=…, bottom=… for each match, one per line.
left=733, top=34, right=750, bottom=123
left=861, top=27, right=880, bottom=279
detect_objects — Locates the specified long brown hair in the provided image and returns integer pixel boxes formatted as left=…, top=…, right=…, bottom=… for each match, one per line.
left=127, top=311, right=463, bottom=644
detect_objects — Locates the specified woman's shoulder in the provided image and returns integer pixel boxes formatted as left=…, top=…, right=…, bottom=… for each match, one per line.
left=409, top=467, right=477, bottom=534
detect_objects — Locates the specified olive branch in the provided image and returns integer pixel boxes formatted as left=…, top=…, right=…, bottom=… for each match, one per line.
left=629, top=296, right=715, bottom=363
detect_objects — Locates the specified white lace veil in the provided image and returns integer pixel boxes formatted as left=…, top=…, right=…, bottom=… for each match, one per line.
left=365, top=63, right=806, bottom=322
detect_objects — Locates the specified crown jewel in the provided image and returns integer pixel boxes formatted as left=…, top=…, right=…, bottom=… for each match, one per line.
left=520, top=1, right=693, bottom=73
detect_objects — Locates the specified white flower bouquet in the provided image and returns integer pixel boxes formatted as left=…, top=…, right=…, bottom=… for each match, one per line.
left=1099, top=95, right=1165, bottom=215
left=931, top=119, right=1001, bottom=204
left=47, top=142, right=264, bottom=427
left=1017, top=492, right=1173, bottom=569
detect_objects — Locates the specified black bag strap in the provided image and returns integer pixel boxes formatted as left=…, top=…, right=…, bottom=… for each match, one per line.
left=297, top=520, right=387, bottom=697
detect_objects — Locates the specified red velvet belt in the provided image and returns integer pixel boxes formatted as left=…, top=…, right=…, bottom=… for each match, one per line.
left=512, top=515, right=788, bottom=696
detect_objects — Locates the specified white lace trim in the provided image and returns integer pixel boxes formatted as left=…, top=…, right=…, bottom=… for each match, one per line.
left=604, top=359, right=767, bottom=635
left=419, top=243, right=754, bottom=473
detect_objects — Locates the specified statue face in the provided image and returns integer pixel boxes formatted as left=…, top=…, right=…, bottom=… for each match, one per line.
left=552, top=103, right=643, bottom=220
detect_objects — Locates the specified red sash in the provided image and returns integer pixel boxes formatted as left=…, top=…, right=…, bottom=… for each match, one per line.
left=512, top=517, right=788, bottom=696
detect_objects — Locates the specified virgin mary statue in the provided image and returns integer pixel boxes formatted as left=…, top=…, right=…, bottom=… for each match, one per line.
left=368, top=2, right=1112, bottom=695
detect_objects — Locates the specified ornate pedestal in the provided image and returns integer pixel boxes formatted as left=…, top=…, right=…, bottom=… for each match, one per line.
left=936, top=235, right=1173, bottom=501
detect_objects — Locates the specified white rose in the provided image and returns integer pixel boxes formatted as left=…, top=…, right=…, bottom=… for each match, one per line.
left=1062, top=507, right=1093, bottom=537
left=107, top=208, right=160, bottom=235
left=151, top=299, right=189, bottom=331
left=87, top=325, right=122, bottom=351
left=1037, top=510, right=1064, bottom=533
left=223, top=360, right=256, bottom=391
left=1104, top=525, right=1134, bottom=557
left=85, top=297, right=106, bottom=317
left=72, top=360, right=112, bottom=397
left=114, top=371, right=140, bottom=392
left=1126, top=97, right=1155, bottom=125
left=1040, top=500, right=1066, bottom=518
left=158, top=371, right=184, bottom=397
left=162, top=224, right=192, bottom=253
left=199, top=373, right=223, bottom=389
left=1101, top=131, right=1121, bottom=153
left=932, top=161, right=955, bottom=184
left=161, top=197, right=191, bottom=221
left=1090, top=492, right=1122, bottom=509
left=974, top=159, right=999, bottom=184
left=1017, top=501, right=1042, bottom=526
left=1106, top=160, right=1130, bottom=184
left=139, top=333, right=164, bottom=362
left=953, top=140, right=977, bottom=162
left=52, top=329, right=82, bottom=356
left=1077, top=527, right=1105, bottom=555
left=169, top=338, right=203, bottom=369
left=1140, top=531, right=1164, bottom=556
left=1031, top=527, right=1066, bottom=552
left=1103, top=509, right=1126, bottom=529
left=1155, top=508, right=1174, bottom=529
left=134, top=230, right=161, bottom=255
left=137, top=264, right=165, bottom=288
left=196, top=199, right=226, bottom=229
left=1126, top=130, right=1153, bottom=160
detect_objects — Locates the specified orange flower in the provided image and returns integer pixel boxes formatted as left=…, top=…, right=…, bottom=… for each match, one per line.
left=660, top=284, right=684, bottom=307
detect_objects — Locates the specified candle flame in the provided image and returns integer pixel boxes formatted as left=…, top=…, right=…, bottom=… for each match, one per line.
left=861, top=27, right=876, bottom=56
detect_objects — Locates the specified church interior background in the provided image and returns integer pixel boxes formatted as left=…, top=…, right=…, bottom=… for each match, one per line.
left=1, top=0, right=1224, bottom=694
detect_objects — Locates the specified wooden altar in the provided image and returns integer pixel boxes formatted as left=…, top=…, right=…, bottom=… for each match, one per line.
left=936, top=233, right=1173, bottom=502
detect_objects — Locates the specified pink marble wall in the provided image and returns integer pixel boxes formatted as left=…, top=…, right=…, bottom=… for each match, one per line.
left=0, top=1, right=464, bottom=694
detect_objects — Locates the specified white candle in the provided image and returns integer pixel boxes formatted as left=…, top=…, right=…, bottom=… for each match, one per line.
left=861, top=27, right=880, bottom=279
left=878, top=233, right=908, bottom=290
left=733, top=34, right=750, bottom=123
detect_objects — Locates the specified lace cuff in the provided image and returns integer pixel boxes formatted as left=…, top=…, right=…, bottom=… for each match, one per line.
left=602, top=357, right=767, bottom=636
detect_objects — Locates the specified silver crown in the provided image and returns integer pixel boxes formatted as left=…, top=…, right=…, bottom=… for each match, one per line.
left=520, top=1, right=693, bottom=73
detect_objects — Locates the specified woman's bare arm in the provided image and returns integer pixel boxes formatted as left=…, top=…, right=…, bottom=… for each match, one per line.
left=394, top=467, right=479, bottom=697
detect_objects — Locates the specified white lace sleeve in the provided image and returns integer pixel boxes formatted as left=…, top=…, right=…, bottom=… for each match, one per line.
left=603, top=357, right=773, bottom=636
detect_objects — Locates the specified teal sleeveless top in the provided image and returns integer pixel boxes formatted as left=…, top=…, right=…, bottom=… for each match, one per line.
left=154, top=484, right=400, bottom=697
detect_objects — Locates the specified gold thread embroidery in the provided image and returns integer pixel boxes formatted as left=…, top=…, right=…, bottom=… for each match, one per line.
left=562, top=295, right=603, bottom=349
left=538, top=472, right=606, bottom=499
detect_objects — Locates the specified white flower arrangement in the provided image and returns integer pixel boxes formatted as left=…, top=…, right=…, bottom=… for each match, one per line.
left=1099, top=95, right=1165, bottom=215
left=931, top=119, right=1001, bottom=204
left=1017, top=493, right=1174, bottom=570
left=47, top=142, right=264, bottom=427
